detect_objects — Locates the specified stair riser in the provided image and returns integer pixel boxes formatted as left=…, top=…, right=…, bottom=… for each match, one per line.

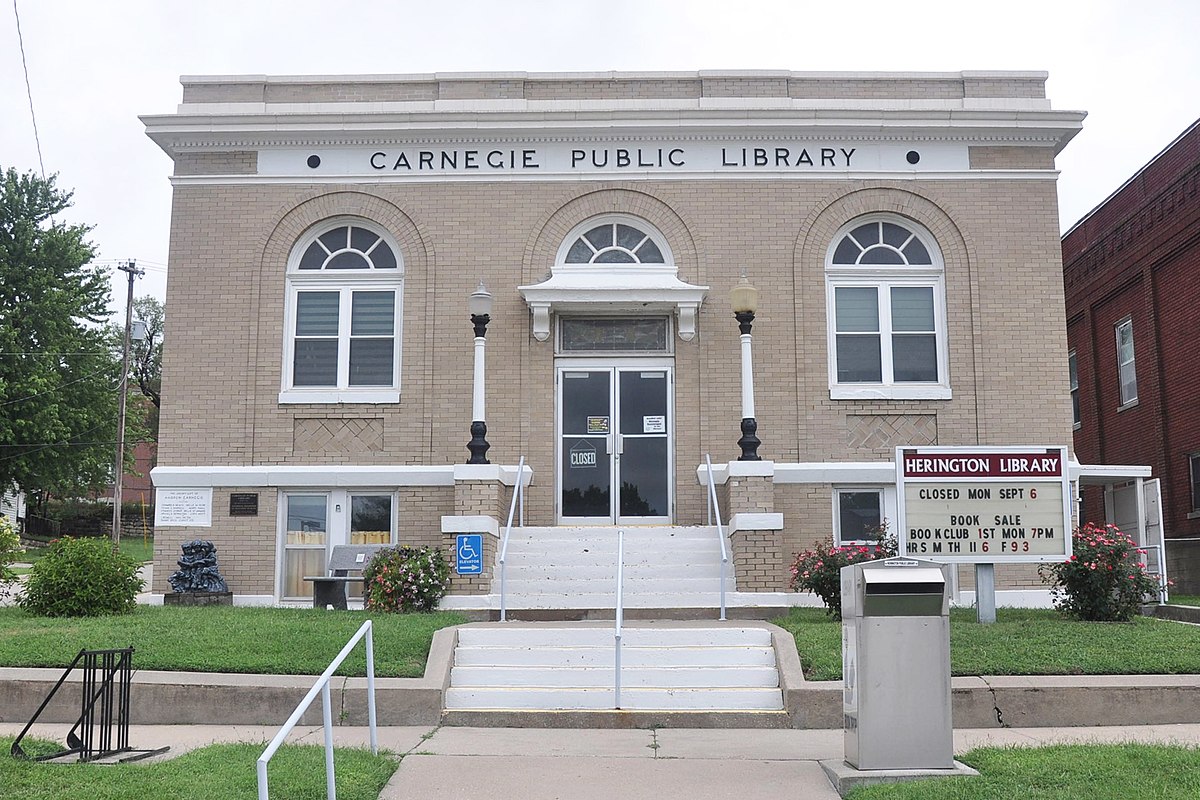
left=499, top=565, right=723, bottom=580
left=456, top=628, right=773, bottom=647
left=450, top=666, right=780, bottom=688
left=443, top=687, right=784, bottom=711
left=454, top=648, right=776, bottom=668
left=499, top=593, right=733, bottom=609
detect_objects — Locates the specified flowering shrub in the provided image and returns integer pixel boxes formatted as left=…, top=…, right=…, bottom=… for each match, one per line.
left=789, top=524, right=897, bottom=619
left=1039, top=522, right=1163, bottom=622
left=0, top=518, right=23, bottom=597
left=362, top=546, right=450, bottom=613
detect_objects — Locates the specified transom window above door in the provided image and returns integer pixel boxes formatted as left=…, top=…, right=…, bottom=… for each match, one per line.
left=282, top=219, right=404, bottom=404
left=558, top=317, right=671, bottom=354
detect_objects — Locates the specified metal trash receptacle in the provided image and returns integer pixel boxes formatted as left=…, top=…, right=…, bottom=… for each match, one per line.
left=841, top=557, right=953, bottom=770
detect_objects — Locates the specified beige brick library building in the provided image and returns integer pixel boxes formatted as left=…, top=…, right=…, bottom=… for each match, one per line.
left=144, top=70, right=1132, bottom=610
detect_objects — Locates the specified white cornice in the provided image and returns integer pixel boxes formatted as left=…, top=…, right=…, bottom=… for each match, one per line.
left=168, top=171, right=1062, bottom=188
left=143, top=108, right=1084, bottom=159
left=178, top=69, right=1051, bottom=84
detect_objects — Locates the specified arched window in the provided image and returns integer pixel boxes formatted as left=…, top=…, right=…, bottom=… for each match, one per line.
left=282, top=220, right=404, bottom=403
left=557, top=217, right=672, bottom=266
left=825, top=216, right=949, bottom=400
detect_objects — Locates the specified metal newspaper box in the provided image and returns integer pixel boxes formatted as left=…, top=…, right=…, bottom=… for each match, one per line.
left=841, top=557, right=953, bottom=770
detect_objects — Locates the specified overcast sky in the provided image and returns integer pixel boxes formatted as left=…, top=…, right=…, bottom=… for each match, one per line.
left=3, top=0, right=1198, bottom=320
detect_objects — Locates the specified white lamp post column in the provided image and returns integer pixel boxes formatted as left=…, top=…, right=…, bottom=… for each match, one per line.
left=466, top=281, right=493, bottom=464
left=730, top=276, right=761, bottom=461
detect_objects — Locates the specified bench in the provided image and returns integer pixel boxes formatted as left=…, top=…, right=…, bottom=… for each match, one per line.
left=303, top=544, right=389, bottom=610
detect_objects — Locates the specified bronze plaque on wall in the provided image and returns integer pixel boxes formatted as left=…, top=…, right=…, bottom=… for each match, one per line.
left=229, top=493, right=259, bottom=516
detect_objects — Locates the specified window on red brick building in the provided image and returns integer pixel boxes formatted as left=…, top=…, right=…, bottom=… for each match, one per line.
left=1115, top=317, right=1137, bottom=407
left=1069, top=350, right=1080, bottom=427
left=1190, top=454, right=1200, bottom=514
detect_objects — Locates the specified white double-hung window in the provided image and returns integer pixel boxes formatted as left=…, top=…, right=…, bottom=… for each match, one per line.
left=826, top=216, right=949, bottom=400
left=281, top=220, right=403, bottom=404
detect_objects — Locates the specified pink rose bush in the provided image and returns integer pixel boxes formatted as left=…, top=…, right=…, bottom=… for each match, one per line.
left=789, top=523, right=897, bottom=619
left=1039, top=522, right=1165, bottom=621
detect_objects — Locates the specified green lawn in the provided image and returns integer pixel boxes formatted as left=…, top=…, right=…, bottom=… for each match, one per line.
left=774, top=607, right=1200, bottom=681
left=1171, top=594, right=1200, bottom=607
left=14, top=536, right=153, bottom=566
left=3, top=737, right=397, bottom=800
left=0, top=606, right=465, bottom=677
left=849, top=743, right=1200, bottom=799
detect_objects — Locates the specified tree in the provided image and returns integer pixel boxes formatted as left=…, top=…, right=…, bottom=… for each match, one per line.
left=0, top=167, right=121, bottom=499
left=117, top=295, right=163, bottom=440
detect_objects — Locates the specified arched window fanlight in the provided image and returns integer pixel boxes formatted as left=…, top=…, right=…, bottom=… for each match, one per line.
left=563, top=222, right=666, bottom=264
left=831, top=220, right=932, bottom=266
left=297, top=224, right=398, bottom=271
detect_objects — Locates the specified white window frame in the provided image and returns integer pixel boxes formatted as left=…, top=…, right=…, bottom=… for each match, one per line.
left=832, top=485, right=898, bottom=546
left=1068, top=349, right=1080, bottom=429
left=277, top=488, right=399, bottom=601
left=1115, top=316, right=1138, bottom=409
left=1188, top=453, right=1200, bottom=518
left=825, top=216, right=950, bottom=401
left=280, top=219, right=404, bottom=404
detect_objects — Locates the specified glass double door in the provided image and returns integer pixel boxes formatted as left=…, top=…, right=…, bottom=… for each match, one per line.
left=558, top=364, right=672, bottom=524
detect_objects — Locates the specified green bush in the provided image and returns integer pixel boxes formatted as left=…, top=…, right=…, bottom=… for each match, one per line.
left=1040, top=522, right=1164, bottom=622
left=19, top=537, right=144, bottom=617
left=362, top=546, right=450, bottom=613
left=0, top=517, right=22, bottom=590
left=789, top=524, right=897, bottom=620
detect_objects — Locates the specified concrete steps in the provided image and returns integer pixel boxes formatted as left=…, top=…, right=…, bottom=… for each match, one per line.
left=444, top=625, right=783, bottom=713
left=497, top=525, right=730, bottom=610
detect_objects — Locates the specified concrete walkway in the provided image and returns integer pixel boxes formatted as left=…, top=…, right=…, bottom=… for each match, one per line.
left=3, top=723, right=1198, bottom=799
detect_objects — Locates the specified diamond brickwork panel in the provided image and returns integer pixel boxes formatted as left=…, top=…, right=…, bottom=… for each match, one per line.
left=293, top=418, right=384, bottom=453
left=846, top=414, right=938, bottom=454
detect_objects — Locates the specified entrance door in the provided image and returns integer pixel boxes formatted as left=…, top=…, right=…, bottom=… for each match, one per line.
left=558, top=365, right=672, bottom=524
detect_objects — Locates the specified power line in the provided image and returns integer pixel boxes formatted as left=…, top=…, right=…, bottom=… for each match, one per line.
left=0, top=366, right=119, bottom=407
left=12, top=0, right=45, bottom=178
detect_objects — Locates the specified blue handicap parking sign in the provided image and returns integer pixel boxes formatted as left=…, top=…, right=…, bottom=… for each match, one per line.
left=456, top=534, right=483, bottom=575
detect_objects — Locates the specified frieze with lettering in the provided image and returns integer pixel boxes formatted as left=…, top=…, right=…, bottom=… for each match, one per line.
left=257, top=140, right=970, bottom=179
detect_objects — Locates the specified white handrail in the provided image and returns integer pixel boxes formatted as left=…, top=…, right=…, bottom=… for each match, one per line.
left=257, top=620, right=377, bottom=800
left=704, top=455, right=729, bottom=621
left=614, top=528, right=625, bottom=709
left=498, top=456, right=527, bottom=622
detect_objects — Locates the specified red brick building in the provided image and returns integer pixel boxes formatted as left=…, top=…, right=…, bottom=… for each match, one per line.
left=1062, top=118, right=1200, bottom=592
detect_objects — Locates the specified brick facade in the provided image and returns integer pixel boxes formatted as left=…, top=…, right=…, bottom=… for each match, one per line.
left=1063, top=118, right=1200, bottom=591
left=145, top=71, right=1081, bottom=601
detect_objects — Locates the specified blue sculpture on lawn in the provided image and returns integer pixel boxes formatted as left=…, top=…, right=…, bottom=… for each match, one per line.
left=168, top=539, right=228, bottom=593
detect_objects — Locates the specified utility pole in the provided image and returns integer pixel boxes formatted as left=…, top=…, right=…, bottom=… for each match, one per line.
left=112, top=260, right=144, bottom=552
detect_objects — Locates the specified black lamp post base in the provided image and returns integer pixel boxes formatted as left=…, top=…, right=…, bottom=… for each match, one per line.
left=737, top=417, right=761, bottom=461
left=467, top=420, right=491, bottom=464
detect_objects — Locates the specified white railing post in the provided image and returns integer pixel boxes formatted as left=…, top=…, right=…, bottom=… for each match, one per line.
left=705, top=455, right=729, bottom=621
left=614, top=529, right=625, bottom=709
left=322, top=683, right=336, bottom=800
left=365, top=625, right=377, bottom=754
left=257, top=620, right=377, bottom=800
left=499, top=456, right=526, bottom=623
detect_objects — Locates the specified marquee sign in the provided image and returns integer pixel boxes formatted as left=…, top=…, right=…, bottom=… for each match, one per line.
left=896, top=446, right=1072, bottom=564
left=257, top=139, right=969, bottom=179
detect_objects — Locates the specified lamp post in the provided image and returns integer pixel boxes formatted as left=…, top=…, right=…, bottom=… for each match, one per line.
left=730, top=275, right=761, bottom=461
left=112, top=260, right=145, bottom=550
left=466, top=281, right=493, bottom=464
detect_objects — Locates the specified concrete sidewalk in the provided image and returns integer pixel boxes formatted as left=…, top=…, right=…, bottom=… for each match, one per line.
left=3, top=723, right=1198, bottom=799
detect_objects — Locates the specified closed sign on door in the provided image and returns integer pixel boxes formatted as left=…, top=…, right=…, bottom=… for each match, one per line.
left=570, top=442, right=598, bottom=468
